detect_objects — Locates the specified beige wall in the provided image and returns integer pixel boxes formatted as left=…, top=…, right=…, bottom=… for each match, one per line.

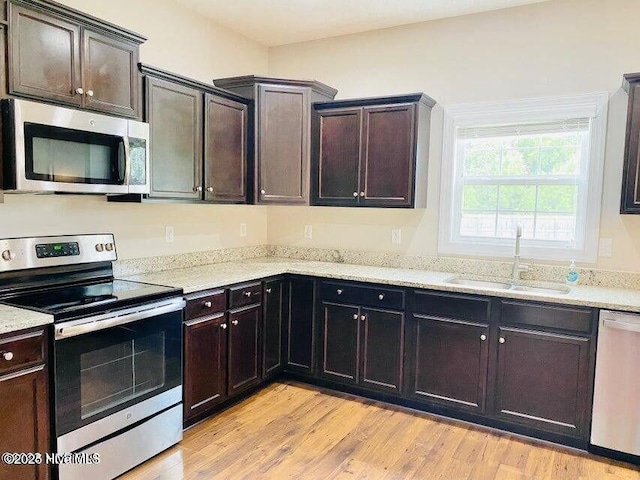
left=267, top=0, right=640, bottom=271
left=1, top=0, right=269, bottom=260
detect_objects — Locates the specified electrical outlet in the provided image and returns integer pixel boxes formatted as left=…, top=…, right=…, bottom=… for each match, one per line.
left=165, top=226, right=174, bottom=243
left=304, top=225, right=313, bottom=239
left=391, top=229, right=402, bottom=245
left=240, top=223, right=247, bottom=237
left=598, top=238, right=612, bottom=257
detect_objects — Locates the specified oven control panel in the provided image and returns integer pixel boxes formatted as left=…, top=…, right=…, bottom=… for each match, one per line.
left=35, top=242, right=80, bottom=258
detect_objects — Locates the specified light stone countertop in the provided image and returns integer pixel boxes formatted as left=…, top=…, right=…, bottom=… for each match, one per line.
left=125, top=257, right=640, bottom=313
left=0, top=304, right=53, bottom=335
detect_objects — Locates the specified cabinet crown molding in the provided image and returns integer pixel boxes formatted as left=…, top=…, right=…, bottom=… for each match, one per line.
left=314, top=92, right=437, bottom=110
left=213, top=75, right=338, bottom=98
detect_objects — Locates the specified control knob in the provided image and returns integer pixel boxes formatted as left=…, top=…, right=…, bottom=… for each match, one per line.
left=1, top=250, right=14, bottom=261
left=95, top=244, right=104, bottom=252
left=105, top=243, right=114, bottom=252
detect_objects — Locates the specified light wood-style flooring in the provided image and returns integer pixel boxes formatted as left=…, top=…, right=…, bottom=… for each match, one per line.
left=121, top=381, right=640, bottom=480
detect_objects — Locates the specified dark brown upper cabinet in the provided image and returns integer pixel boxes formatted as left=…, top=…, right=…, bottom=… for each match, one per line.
left=213, top=76, right=338, bottom=205
left=138, top=65, right=251, bottom=203
left=8, top=0, right=145, bottom=118
left=621, top=73, right=640, bottom=213
left=312, top=94, right=435, bottom=208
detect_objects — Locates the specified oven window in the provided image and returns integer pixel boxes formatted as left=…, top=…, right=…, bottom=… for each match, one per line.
left=80, top=332, right=166, bottom=419
left=25, top=123, right=125, bottom=185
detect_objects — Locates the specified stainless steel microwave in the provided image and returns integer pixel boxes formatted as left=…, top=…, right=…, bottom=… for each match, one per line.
left=1, top=99, right=149, bottom=194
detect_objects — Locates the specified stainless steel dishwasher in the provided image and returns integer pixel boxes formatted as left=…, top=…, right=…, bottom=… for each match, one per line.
left=591, top=310, right=640, bottom=456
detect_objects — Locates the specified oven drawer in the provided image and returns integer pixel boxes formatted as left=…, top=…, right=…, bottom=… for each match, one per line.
left=185, top=290, right=227, bottom=320
left=229, top=282, right=262, bottom=309
left=0, top=329, right=45, bottom=375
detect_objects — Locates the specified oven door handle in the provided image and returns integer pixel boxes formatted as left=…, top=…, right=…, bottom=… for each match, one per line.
left=54, top=298, right=186, bottom=340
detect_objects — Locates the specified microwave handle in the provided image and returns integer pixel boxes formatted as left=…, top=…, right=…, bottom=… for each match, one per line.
left=123, top=136, right=132, bottom=186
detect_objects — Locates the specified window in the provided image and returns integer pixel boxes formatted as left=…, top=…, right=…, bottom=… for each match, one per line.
left=438, top=93, right=608, bottom=262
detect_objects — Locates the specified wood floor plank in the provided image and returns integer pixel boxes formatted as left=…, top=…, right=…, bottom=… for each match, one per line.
left=120, top=382, right=640, bottom=480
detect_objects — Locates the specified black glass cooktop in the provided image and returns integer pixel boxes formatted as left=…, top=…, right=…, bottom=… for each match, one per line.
left=1, top=279, right=182, bottom=321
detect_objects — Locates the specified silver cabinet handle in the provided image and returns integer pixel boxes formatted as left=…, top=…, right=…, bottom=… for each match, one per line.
left=2, top=352, right=13, bottom=361
left=337, top=289, right=343, bottom=295
left=353, top=314, right=358, bottom=320
left=220, top=323, right=227, bottom=330
left=378, top=294, right=385, bottom=300
left=352, top=192, right=358, bottom=197
left=86, top=90, right=94, bottom=97
left=204, top=301, right=212, bottom=308
left=260, top=189, right=266, bottom=195
left=480, top=334, right=487, bottom=341
left=266, top=288, right=272, bottom=294
left=207, top=187, right=214, bottom=192
left=360, top=192, right=365, bottom=197
left=75, top=87, right=84, bottom=95
left=360, top=315, right=366, bottom=321
left=499, top=337, right=505, bottom=344
left=194, top=186, right=202, bottom=192
left=244, top=291, right=252, bottom=297
left=231, top=319, right=239, bottom=326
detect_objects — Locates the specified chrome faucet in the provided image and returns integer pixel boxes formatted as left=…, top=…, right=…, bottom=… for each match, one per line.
left=511, top=226, right=529, bottom=283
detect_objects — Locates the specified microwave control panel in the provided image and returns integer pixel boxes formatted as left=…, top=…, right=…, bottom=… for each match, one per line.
left=35, top=242, right=80, bottom=258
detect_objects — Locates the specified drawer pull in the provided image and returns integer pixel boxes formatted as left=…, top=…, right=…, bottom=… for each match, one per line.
left=378, top=294, right=385, bottom=300
left=499, top=337, right=505, bottom=344
left=204, top=301, right=212, bottom=308
left=86, top=89, right=94, bottom=97
left=337, top=289, right=343, bottom=295
left=266, top=288, right=272, bottom=294
left=231, top=320, right=239, bottom=326
left=353, top=314, right=358, bottom=320
left=361, top=315, right=366, bottom=321
left=220, top=323, right=227, bottom=330
left=352, top=192, right=358, bottom=197
left=2, top=352, right=13, bottom=361
left=244, top=291, right=252, bottom=297
left=480, top=334, right=487, bottom=341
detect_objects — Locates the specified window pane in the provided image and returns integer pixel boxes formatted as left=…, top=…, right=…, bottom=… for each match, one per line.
left=462, top=185, right=498, bottom=211
left=498, top=185, right=536, bottom=211
left=496, top=214, right=534, bottom=238
left=463, top=147, right=500, bottom=176
left=537, top=185, right=577, bottom=213
left=539, top=146, right=580, bottom=175
left=460, top=213, right=496, bottom=237
left=534, top=214, right=576, bottom=242
left=501, top=148, right=537, bottom=175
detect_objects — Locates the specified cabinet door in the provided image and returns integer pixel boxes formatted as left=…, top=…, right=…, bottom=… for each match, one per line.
left=621, top=83, right=640, bottom=213
left=263, top=279, right=284, bottom=377
left=361, top=104, right=416, bottom=207
left=9, top=4, right=82, bottom=106
left=313, top=108, right=362, bottom=205
left=494, top=327, right=591, bottom=438
left=321, top=303, right=360, bottom=384
left=183, top=313, right=228, bottom=422
left=286, top=277, right=315, bottom=373
left=204, top=94, right=248, bottom=203
left=228, top=305, right=261, bottom=395
left=146, top=77, right=203, bottom=199
left=257, top=84, right=310, bottom=204
left=82, top=29, right=138, bottom=117
left=0, top=365, right=49, bottom=480
left=407, top=315, right=490, bottom=413
left=360, top=308, right=404, bottom=395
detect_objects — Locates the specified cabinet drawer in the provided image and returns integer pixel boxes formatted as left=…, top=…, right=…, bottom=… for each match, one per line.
left=185, top=290, right=226, bottom=320
left=412, top=290, right=491, bottom=323
left=229, top=282, right=262, bottom=309
left=321, top=282, right=404, bottom=310
left=0, top=329, right=45, bottom=375
left=500, top=301, right=593, bottom=334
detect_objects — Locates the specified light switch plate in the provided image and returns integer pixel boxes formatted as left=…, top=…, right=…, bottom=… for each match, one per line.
left=598, top=238, right=612, bottom=257
left=304, top=225, right=313, bottom=239
left=392, top=229, right=402, bottom=245
left=240, top=223, right=247, bottom=237
left=165, top=226, right=174, bottom=243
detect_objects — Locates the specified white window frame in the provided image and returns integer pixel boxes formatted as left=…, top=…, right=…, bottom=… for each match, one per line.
left=438, top=93, right=609, bottom=263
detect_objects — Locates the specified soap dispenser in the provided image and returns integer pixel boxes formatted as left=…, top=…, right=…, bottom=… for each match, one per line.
left=566, top=259, right=579, bottom=286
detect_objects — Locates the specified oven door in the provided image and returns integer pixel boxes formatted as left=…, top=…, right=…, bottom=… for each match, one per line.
left=53, top=299, right=184, bottom=451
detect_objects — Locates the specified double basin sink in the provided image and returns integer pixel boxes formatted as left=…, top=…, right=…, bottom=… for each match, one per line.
left=447, top=277, right=570, bottom=295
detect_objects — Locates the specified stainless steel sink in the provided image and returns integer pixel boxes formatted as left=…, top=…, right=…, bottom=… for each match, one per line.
left=446, top=277, right=570, bottom=295
left=446, top=277, right=512, bottom=290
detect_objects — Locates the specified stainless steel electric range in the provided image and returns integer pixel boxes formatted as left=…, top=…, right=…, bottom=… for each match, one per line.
left=0, top=234, right=185, bottom=480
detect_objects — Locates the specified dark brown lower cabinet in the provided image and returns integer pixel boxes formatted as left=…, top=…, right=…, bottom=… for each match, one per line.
left=263, top=279, right=284, bottom=378
left=286, top=277, right=316, bottom=373
left=0, top=366, right=49, bottom=480
left=228, top=304, right=261, bottom=395
left=183, top=313, right=228, bottom=422
left=407, top=315, right=489, bottom=412
left=494, top=326, right=591, bottom=438
left=321, top=303, right=360, bottom=384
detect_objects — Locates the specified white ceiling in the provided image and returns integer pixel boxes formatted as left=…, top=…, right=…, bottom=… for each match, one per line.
left=176, top=0, right=551, bottom=47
